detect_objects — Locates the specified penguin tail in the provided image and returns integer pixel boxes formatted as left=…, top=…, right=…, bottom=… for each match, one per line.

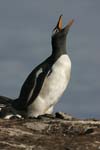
left=0, top=95, right=13, bottom=105
left=0, top=96, right=26, bottom=119
left=0, top=96, right=23, bottom=119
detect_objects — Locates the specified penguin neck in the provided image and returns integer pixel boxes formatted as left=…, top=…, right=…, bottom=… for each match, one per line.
left=51, top=44, right=67, bottom=61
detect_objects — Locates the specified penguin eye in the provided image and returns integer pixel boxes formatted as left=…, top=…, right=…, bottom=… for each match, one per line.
left=52, top=28, right=59, bottom=36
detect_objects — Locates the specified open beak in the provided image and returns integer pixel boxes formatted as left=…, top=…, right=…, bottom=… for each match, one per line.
left=65, top=19, right=74, bottom=30
left=56, top=15, right=74, bottom=31
left=56, top=15, right=63, bottom=30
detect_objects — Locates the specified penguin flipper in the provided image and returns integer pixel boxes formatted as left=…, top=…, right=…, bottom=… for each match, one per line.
left=18, top=57, right=52, bottom=107
left=26, top=69, right=48, bottom=106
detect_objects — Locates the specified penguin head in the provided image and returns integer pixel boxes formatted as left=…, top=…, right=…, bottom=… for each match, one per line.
left=52, top=15, right=74, bottom=52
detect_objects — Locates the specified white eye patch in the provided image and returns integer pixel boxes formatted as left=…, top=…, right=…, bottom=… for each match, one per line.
left=52, top=28, right=59, bottom=36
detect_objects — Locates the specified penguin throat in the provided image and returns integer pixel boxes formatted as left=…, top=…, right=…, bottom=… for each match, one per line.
left=51, top=34, right=68, bottom=59
left=51, top=42, right=67, bottom=60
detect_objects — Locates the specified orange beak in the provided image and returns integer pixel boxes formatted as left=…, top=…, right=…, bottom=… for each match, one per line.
left=56, top=15, right=74, bottom=30
left=65, top=19, right=74, bottom=29
left=56, top=15, right=63, bottom=30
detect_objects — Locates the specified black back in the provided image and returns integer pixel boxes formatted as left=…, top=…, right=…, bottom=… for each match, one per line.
left=12, top=56, right=55, bottom=110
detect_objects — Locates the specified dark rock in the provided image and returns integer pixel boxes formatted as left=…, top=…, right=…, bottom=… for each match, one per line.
left=55, top=112, right=75, bottom=120
left=84, top=127, right=94, bottom=134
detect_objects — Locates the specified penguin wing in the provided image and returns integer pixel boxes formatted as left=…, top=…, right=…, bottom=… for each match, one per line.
left=18, top=65, right=52, bottom=107
left=17, top=56, right=53, bottom=108
left=26, top=67, right=51, bottom=106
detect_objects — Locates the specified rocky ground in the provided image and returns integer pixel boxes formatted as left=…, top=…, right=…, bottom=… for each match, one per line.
left=0, top=112, right=100, bottom=150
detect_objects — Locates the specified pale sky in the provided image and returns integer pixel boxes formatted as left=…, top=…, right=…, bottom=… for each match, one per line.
left=0, top=0, right=100, bottom=118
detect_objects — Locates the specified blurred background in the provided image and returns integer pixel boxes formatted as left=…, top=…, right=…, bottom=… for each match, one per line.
left=0, top=0, right=100, bottom=118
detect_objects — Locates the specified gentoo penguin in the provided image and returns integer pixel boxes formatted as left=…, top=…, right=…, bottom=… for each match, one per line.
left=0, top=15, right=74, bottom=118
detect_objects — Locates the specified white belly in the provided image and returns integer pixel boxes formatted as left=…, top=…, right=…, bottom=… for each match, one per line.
left=28, top=55, right=71, bottom=117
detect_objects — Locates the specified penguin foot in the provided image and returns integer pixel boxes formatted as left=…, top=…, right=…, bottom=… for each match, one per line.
left=4, top=114, right=23, bottom=120
left=37, top=114, right=55, bottom=120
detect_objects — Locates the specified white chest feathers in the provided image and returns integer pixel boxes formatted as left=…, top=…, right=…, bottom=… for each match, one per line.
left=28, top=55, right=71, bottom=117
